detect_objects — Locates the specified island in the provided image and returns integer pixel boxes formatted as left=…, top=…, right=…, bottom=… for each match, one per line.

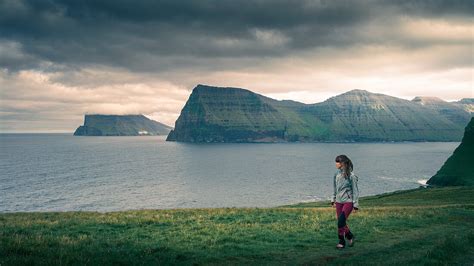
left=74, top=114, right=172, bottom=136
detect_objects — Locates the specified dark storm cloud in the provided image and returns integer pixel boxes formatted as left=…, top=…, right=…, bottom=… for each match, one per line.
left=0, top=0, right=472, bottom=72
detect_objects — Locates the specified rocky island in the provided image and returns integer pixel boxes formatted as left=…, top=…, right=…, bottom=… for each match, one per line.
left=74, top=114, right=172, bottom=136
left=167, top=84, right=472, bottom=143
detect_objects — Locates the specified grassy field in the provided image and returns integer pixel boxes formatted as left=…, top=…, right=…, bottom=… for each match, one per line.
left=1, top=186, right=473, bottom=265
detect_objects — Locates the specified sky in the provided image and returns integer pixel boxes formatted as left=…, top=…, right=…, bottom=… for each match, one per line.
left=0, top=0, right=473, bottom=132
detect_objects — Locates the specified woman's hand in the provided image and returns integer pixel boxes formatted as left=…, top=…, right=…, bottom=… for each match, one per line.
left=331, top=202, right=335, bottom=208
left=353, top=207, right=359, bottom=213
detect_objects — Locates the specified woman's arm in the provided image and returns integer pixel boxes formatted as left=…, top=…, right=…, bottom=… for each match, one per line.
left=331, top=173, right=337, bottom=205
left=351, top=174, right=360, bottom=209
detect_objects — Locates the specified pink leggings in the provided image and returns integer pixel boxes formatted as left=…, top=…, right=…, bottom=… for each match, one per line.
left=335, top=202, right=353, bottom=236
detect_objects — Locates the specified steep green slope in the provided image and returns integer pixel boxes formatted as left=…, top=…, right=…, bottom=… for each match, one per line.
left=167, top=85, right=291, bottom=142
left=428, top=117, right=474, bottom=186
left=74, top=115, right=172, bottom=136
left=412, top=96, right=472, bottom=124
left=305, top=90, right=469, bottom=141
left=168, top=85, right=471, bottom=142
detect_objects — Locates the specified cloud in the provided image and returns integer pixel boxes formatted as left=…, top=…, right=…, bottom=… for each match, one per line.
left=2, top=0, right=472, bottom=72
left=0, top=69, right=189, bottom=131
left=0, top=0, right=472, bottom=132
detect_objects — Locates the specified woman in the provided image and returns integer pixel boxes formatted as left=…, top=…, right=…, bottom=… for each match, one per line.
left=331, top=155, right=359, bottom=249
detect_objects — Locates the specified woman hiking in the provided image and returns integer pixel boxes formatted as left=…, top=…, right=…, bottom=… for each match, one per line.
left=331, top=155, right=359, bottom=249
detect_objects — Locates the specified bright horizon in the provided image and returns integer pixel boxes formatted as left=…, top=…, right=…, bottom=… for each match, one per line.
left=1, top=1, right=473, bottom=133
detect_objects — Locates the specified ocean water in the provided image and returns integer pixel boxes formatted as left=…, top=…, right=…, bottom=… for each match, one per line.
left=0, top=134, right=458, bottom=212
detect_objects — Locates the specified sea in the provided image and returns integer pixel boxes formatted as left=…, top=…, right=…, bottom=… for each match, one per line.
left=0, top=134, right=459, bottom=212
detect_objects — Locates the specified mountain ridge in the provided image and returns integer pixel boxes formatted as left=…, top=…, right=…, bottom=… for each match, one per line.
left=167, top=85, right=472, bottom=143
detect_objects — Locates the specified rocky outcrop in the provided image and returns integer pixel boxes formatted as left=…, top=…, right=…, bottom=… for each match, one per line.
left=74, top=115, right=172, bottom=136
left=167, top=85, right=472, bottom=142
left=427, top=118, right=474, bottom=186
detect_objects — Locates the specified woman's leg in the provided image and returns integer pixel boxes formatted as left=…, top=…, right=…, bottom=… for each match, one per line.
left=335, top=203, right=346, bottom=247
left=336, top=202, right=354, bottom=248
left=341, top=203, right=354, bottom=241
left=335, top=202, right=343, bottom=218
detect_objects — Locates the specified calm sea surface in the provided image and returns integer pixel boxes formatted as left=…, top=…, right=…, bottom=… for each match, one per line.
left=0, top=134, right=459, bottom=212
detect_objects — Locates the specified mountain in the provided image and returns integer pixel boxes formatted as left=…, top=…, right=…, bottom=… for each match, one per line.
left=412, top=96, right=472, bottom=124
left=166, top=85, right=472, bottom=142
left=427, top=118, right=474, bottom=186
left=453, top=98, right=474, bottom=113
left=74, top=115, right=172, bottom=136
left=166, top=85, right=292, bottom=142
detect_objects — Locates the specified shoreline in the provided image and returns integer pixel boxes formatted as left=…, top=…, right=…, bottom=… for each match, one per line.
left=0, top=133, right=463, bottom=143
left=0, top=185, right=445, bottom=214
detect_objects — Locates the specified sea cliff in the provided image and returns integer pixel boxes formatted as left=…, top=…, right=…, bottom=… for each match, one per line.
left=167, top=85, right=472, bottom=142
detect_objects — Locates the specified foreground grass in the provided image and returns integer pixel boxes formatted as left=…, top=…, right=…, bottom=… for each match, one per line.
left=1, top=187, right=474, bottom=265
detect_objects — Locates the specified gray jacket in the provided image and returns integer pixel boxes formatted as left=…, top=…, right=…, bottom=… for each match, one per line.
left=332, top=169, right=360, bottom=208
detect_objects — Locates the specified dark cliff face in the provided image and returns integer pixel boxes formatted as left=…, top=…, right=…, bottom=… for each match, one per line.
left=74, top=115, right=172, bottom=136
left=427, top=118, right=474, bottom=186
left=167, top=85, right=472, bottom=143
left=167, top=85, right=287, bottom=142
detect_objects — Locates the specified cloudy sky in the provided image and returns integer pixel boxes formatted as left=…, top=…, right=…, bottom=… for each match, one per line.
left=0, top=0, right=473, bottom=132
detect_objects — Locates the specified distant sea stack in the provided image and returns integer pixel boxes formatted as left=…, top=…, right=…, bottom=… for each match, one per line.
left=74, top=115, right=172, bottom=136
left=427, top=118, right=474, bottom=186
left=167, top=84, right=472, bottom=143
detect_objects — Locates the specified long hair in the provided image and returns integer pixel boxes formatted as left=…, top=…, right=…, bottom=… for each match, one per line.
left=335, top=155, right=353, bottom=178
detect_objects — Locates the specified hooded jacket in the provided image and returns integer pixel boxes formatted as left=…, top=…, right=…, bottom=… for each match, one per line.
left=332, top=169, right=360, bottom=209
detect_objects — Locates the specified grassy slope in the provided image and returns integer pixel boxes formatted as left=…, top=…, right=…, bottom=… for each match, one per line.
left=1, top=187, right=473, bottom=265
left=428, top=117, right=474, bottom=186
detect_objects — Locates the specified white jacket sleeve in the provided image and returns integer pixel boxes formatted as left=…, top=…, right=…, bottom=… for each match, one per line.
left=351, top=174, right=360, bottom=208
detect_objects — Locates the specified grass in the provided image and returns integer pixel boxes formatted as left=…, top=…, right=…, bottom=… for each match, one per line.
left=1, top=186, right=474, bottom=265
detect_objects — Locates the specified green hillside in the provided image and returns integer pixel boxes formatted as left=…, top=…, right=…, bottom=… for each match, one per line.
left=167, top=85, right=472, bottom=142
left=74, top=115, right=172, bottom=136
left=166, top=86, right=290, bottom=142
left=1, top=187, right=473, bottom=265
left=428, top=117, right=474, bottom=186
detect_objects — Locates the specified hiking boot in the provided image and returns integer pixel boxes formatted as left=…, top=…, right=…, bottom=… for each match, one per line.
left=347, top=235, right=355, bottom=247
left=346, top=232, right=355, bottom=247
left=336, top=235, right=345, bottom=249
